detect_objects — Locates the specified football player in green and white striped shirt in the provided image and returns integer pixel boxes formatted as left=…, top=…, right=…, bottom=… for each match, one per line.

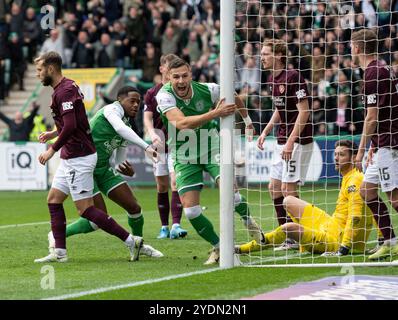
left=156, top=58, right=262, bottom=265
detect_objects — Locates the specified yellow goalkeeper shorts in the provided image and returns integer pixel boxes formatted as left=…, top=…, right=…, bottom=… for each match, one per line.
left=299, top=204, right=343, bottom=253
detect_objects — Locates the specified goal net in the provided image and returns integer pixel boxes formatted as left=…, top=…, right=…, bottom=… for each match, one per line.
left=231, top=0, right=398, bottom=267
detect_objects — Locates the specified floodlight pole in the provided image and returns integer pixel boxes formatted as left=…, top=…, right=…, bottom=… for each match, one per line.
left=219, top=0, right=235, bottom=269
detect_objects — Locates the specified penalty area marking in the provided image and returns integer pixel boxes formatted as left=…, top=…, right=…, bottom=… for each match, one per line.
left=43, top=267, right=220, bottom=300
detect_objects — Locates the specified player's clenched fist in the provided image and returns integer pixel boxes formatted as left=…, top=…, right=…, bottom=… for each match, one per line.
left=117, top=160, right=135, bottom=177
left=38, top=147, right=55, bottom=165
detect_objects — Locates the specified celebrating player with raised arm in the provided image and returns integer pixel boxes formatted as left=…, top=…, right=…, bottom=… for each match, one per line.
left=351, top=29, right=398, bottom=260
left=45, top=86, right=163, bottom=258
left=143, top=53, right=188, bottom=239
left=257, top=39, right=313, bottom=251
left=156, top=58, right=261, bottom=265
left=237, top=140, right=374, bottom=256
left=34, top=52, right=144, bottom=263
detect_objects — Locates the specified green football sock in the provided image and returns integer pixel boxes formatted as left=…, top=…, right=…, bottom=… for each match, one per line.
left=189, top=214, right=219, bottom=246
left=66, top=218, right=95, bottom=237
left=127, top=213, right=144, bottom=237
left=235, top=194, right=250, bottom=220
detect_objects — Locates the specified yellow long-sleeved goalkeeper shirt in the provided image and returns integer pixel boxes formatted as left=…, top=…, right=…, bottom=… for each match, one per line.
left=332, top=168, right=373, bottom=249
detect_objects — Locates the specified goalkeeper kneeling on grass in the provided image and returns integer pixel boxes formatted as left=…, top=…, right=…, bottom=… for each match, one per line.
left=237, top=139, right=375, bottom=256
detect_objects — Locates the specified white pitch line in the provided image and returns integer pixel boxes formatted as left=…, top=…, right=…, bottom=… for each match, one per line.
left=244, top=252, right=303, bottom=265
left=43, top=267, right=220, bottom=300
left=0, top=221, right=49, bottom=229
left=45, top=254, right=305, bottom=300
left=0, top=211, right=159, bottom=230
left=27, top=240, right=385, bottom=299
left=43, top=250, right=346, bottom=300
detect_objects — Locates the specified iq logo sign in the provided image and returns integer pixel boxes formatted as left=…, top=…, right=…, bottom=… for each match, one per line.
left=6, top=146, right=35, bottom=175
left=0, top=142, right=47, bottom=190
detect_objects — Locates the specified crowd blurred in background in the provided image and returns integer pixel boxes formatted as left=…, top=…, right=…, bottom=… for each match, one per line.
left=1, top=0, right=398, bottom=139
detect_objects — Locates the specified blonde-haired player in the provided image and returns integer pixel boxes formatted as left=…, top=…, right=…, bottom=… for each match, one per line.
left=258, top=38, right=314, bottom=251
left=237, top=140, right=374, bottom=256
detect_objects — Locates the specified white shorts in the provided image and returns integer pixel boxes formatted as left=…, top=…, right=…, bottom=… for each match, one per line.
left=52, top=153, right=97, bottom=201
left=270, top=142, right=314, bottom=185
left=153, top=152, right=174, bottom=177
left=364, top=147, right=398, bottom=192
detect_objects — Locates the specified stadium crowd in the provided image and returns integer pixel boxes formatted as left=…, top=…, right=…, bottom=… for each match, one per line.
left=0, top=0, right=398, bottom=136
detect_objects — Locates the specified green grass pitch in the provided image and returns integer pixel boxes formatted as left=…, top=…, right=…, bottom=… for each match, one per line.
left=1, top=186, right=398, bottom=300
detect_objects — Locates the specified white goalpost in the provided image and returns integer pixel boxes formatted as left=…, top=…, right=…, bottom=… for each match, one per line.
left=221, top=0, right=398, bottom=268
left=219, top=0, right=236, bottom=269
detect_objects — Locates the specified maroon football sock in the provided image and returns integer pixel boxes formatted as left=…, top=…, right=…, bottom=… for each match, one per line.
left=81, top=206, right=129, bottom=241
left=48, top=203, right=66, bottom=249
left=157, top=192, right=170, bottom=226
left=366, top=197, right=396, bottom=240
left=171, top=191, right=183, bottom=225
left=273, top=196, right=292, bottom=226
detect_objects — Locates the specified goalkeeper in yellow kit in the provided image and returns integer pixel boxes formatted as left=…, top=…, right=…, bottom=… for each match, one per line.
left=237, top=140, right=375, bottom=256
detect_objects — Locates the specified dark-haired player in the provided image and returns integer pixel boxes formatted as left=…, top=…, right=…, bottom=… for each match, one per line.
left=34, top=52, right=145, bottom=262
left=156, top=57, right=261, bottom=265
left=143, top=53, right=188, bottom=239
left=238, top=140, right=374, bottom=256
left=46, top=86, right=163, bottom=258
left=351, top=28, right=398, bottom=260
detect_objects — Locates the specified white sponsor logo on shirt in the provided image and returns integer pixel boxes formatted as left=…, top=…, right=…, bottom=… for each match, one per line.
left=159, top=97, right=174, bottom=106
left=296, top=89, right=306, bottom=99
left=367, top=94, right=376, bottom=105
left=273, top=96, right=285, bottom=107
left=62, top=101, right=73, bottom=111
